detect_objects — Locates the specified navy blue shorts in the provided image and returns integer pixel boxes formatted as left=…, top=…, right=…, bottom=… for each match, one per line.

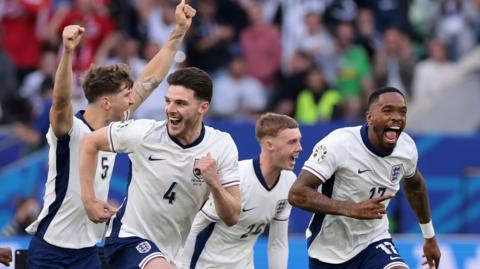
left=104, top=236, right=165, bottom=269
left=27, top=236, right=102, bottom=269
left=309, top=238, right=408, bottom=269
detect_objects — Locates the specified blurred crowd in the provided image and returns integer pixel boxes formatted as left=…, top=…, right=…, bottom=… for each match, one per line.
left=1, top=0, right=480, bottom=151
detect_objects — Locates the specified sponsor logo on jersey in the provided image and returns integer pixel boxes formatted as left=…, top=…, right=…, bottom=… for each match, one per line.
left=390, top=164, right=403, bottom=184
left=136, top=241, right=151, bottom=253
left=275, top=199, right=288, bottom=214
left=312, top=145, right=327, bottom=163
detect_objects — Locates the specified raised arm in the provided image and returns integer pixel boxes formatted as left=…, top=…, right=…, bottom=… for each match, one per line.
left=50, top=25, right=84, bottom=137
left=79, top=127, right=117, bottom=223
left=194, top=153, right=240, bottom=226
left=403, top=169, right=441, bottom=268
left=129, top=0, right=196, bottom=113
left=288, top=170, right=393, bottom=219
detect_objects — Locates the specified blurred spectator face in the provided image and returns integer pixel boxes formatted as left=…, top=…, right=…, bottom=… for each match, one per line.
left=357, top=8, right=374, bottom=36
left=290, top=51, right=312, bottom=74
left=76, top=0, right=96, bottom=12
left=40, top=51, right=57, bottom=76
left=304, top=12, right=321, bottom=33
left=306, top=68, right=325, bottom=93
left=246, top=2, right=264, bottom=25
left=116, top=37, right=140, bottom=61
left=384, top=28, right=402, bottom=54
left=429, top=39, right=448, bottom=62
left=337, top=22, right=354, bottom=47
left=198, top=0, right=218, bottom=20
left=228, top=56, right=246, bottom=79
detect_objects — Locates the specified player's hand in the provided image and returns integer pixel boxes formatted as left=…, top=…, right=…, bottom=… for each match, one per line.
left=0, top=247, right=12, bottom=266
left=347, top=194, right=394, bottom=220
left=62, top=25, right=85, bottom=52
left=194, top=153, right=220, bottom=188
left=175, top=0, right=196, bottom=33
left=421, top=237, right=441, bottom=268
left=83, top=198, right=117, bottom=224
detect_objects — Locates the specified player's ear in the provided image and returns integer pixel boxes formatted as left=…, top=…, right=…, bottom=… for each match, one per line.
left=366, top=110, right=372, bottom=126
left=199, top=101, right=209, bottom=114
left=101, top=96, right=112, bottom=110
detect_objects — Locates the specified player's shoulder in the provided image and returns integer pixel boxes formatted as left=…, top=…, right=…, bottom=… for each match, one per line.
left=204, top=124, right=235, bottom=144
left=397, top=130, right=417, bottom=154
left=318, top=125, right=360, bottom=148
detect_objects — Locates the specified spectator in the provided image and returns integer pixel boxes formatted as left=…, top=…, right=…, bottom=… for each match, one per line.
left=1, top=197, right=40, bottom=236
left=186, top=0, right=235, bottom=73
left=355, top=8, right=382, bottom=60
left=269, top=50, right=314, bottom=117
left=332, top=21, right=373, bottom=120
left=0, top=0, right=49, bottom=82
left=0, top=46, right=17, bottom=123
left=240, top=1, right=281, bottom=90
left=18, top=45, right=57, bottom=118
left=211, top=55, right=266, bottom=121
left=295, top=67, right=342, bottom=124
left=412, top=39, right=455, bottom=101
left=374, top=27, right=416, bottom=97
left=293, top=11, right=335, bottom=78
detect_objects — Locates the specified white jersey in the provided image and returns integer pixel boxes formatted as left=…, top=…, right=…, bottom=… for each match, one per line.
left=105, top=119, right=240, bottom=262
left=302, top=125, right=417, bottom=264
left=181, top=158, right=295, bottom=269
left=26, top=111, right=116, bottom=248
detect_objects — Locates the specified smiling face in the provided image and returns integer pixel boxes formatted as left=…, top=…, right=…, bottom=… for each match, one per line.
left=367, top=92, right=407, bottom=154
left=106, top=84, right=134, bottom=122
left=268, top=128, right=302, bottom=170
left=165, top=85, right=209, bottom=140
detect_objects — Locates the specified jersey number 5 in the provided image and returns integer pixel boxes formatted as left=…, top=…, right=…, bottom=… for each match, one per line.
left=163, top=182, right=177, bottom=204
left=101, top=157, right=109, bottom=179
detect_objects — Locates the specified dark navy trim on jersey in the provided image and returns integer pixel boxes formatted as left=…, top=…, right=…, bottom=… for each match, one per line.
left=307, top=174, right=336, bottom=248
left=110, top=160, right=133, bottom=237
left=168, top=123, right=206, bottom=149
left=36, top=135, right=71, bottom=239
left=360, top=124, right=391, bottom=157
left=253, top=157, right=280, bottom=192
left=75, top=110, right=95, bottom=131
left=190, top=222, right=216, bottom=269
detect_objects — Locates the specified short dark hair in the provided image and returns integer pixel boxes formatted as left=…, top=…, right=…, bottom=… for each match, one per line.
left=82, top=64, right=134, bottom=103
left=368, top=87, right=405, bottom=108
left=256, top=113, right=299, bottom=141
left=167, top=67, right=213, bottom=102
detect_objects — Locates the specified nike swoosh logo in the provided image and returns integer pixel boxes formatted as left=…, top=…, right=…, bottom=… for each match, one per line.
left=389, top=256, right=402, bottom=261
left=358, top=169, right=372, bottom=174
left=148, top=156, right=165, bottom=161
left=242, top=207, right=255, bottom=212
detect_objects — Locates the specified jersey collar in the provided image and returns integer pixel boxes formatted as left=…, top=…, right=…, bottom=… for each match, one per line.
left=253, top=157, right=280, bottom=192
left=75, top=110, right=95, bottom=131
left=360, top=124, right=392, bottom=157
left=168, top=123, right=206, bottom=149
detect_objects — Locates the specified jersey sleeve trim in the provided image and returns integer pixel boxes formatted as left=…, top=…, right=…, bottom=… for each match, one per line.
left=302, top=165, right=327, bottom=182
left=108, top=123, right=116, bottom=153
left=200, top=209, right=219, bottom=222
left=221, top=179, right=240, bottom=187
left=139, top=252, right=166, bottom=268
left=273, top=217, right=289, bottom=222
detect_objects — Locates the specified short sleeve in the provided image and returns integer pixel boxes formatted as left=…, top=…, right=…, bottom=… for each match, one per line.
left=404, top=140, right=418, bottom=179
left=216, top=133, right=240, bottom=187
left=200, top=197, right=219, bottom=222
left=302, top=131, right=344, bottom=182
left=107, top=119, right=154, bottom=153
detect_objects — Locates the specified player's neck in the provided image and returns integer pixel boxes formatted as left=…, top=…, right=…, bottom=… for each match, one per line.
left=174, top=121, right=203, bottom=145
left=259, top=153, right=281, bottom=188
left=84, top=106, right=109, bottom=130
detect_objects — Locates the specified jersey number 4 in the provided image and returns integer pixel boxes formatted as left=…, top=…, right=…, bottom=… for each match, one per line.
left=163, top=182, right=178, bottom=204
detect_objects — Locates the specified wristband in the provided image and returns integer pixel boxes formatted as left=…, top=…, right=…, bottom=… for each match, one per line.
left=419, top=220, right=435, bottom=239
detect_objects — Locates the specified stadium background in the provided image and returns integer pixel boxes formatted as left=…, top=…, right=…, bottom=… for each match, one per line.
left=1, top=0, right=480, bottom=268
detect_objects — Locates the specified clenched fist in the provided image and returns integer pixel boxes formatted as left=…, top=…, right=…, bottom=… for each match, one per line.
left=62, top=25, right=85, bottom=53
left=175, top=0, right=197, bottom=33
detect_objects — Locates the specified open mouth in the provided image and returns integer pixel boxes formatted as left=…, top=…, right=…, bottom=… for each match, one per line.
left=383, top=126, right=401, bottom=144
left=169, top=117, right=182, bottom=126
left=289, top=154, right=299, bottom=163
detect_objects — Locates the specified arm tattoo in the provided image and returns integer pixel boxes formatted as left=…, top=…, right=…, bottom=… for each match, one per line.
left=133, top=76, right=161, bottom=102
left=168, top=31, right=184, bottom=52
